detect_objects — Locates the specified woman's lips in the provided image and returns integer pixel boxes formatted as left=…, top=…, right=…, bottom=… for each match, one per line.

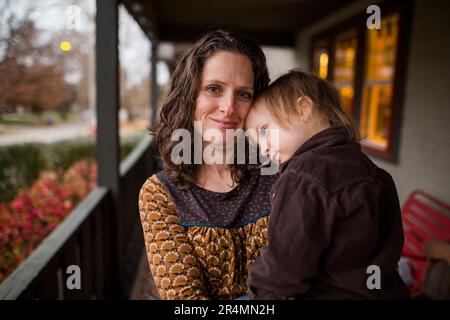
left=210, top=119, right=237, bottom=129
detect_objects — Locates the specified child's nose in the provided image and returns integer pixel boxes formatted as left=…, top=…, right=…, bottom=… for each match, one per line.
left=259, top=138, right=270, bottom=155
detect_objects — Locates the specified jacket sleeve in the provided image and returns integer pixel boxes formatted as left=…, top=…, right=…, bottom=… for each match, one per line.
left=139, top=175, right=210, bottom=300
left=248, top=171, right=339, bottom=299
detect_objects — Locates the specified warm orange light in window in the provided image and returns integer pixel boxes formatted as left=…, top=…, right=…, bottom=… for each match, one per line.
left=333, top=29, right=358, bottom=116
left=319, top=52, right=329, bottom=79
left=339, top=87, right=355, bottom=115
left=360, top=13, right=399, bottom=151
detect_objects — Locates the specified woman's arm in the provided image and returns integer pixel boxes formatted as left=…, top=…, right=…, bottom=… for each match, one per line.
left=139, top=175, right=210, bottom=300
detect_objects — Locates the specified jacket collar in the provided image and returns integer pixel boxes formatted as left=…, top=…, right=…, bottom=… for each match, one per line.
left=279, top=125, right=354, bottom=171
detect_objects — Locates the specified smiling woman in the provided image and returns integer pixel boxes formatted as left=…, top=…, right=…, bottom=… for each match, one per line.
left=193, top=51, right=255, bottom=186
left=195, top=51, right=254, bottom=132
left=194, top=51, right=254, bottom=151
left=138, top=30, right=277, bottom=300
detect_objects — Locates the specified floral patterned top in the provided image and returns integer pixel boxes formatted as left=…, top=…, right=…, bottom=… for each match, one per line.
left=138, top=169, right=276, bottom=300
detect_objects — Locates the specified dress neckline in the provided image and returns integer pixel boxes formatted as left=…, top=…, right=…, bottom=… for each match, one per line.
left=192, top=180, right=242, bottom=196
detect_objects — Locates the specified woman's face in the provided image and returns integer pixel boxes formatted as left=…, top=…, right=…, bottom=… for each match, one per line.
left=194, top=51, right=254, bottom=143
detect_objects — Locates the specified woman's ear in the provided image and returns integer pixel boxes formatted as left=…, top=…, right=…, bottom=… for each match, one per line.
left=296, top=97, right=314, bottom=122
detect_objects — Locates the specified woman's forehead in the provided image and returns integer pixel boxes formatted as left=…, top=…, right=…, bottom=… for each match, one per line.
left=201, top=51, right=254, bottom=87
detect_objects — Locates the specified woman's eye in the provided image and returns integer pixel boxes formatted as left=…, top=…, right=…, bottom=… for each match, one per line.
left=237, top=91, right=252, bottom=100
left=207, top=85, right=221, bottom=94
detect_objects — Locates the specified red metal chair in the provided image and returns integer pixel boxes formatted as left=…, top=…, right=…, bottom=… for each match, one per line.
left=401, top=190, right=450, bottom=294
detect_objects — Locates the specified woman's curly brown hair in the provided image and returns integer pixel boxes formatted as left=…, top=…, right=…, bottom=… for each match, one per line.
left=154, top=30, right=270, bottom=188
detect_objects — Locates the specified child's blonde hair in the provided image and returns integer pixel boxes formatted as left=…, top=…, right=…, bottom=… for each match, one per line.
left=257, top=69, right=359, bottom=143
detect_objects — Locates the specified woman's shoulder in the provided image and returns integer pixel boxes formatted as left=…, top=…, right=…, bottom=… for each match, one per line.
left=140, top=173, right=166, bottom=196
left=139, top=172, right=177, bottom=215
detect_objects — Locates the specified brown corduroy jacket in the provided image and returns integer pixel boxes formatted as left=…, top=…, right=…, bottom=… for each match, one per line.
left=248, top=126, right=410, bottom=299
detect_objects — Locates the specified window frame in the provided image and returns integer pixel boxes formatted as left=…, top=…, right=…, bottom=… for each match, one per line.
left=331, top=27, right=360, bottom=118
left=309, top=1, right=412, bottom=162
left=311, top=36, right=332, bottom=81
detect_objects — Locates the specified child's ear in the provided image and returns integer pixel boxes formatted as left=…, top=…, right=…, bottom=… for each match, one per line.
left=296, top=97, right=314, bottom=122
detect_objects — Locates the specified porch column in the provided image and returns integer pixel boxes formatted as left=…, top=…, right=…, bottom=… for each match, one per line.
left=95, top=0, right=122, bottom=298
left=150, top=40, right=158, bottom=129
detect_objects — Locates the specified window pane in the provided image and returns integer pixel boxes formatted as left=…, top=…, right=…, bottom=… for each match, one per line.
left=338, top=87, right=355, bottom=116
left=360, top=13, right=399, bottom=151
left=312, top=40, right=329, bottom=80
left=118, top=4, right=152, bottom=155
left=365, top=14, right=399, bottom=82
left=360, top=84, right=393, bottom=148
left=333, top=30, right=357, bottom=116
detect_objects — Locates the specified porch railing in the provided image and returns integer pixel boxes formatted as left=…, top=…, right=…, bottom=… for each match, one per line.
left=0, top=135, right=156, bottom=300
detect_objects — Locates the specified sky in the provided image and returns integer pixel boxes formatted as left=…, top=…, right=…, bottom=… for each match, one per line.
left=0, top=0, right=169, bottom=87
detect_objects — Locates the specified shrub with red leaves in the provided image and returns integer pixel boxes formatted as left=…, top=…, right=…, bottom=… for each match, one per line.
left=0, top=159, right=97, bottom=283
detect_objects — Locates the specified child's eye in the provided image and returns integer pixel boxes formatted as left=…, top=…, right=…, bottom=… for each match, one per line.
left=259, top=125, right=268, bottom=136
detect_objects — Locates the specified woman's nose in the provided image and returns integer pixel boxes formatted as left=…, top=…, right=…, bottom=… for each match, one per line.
left=218, top=93, right=235, bottom=116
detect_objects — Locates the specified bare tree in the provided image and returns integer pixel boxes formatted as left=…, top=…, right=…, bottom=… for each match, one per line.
left=0, top=0, right=92, bottom=116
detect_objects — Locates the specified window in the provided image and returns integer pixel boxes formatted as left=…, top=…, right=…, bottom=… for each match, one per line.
left=359, top=13, right=399, bottom=152
left=310, top=5, right=408, bottom=161
left=333, top=29, right=358, bottom=117
left=312, top=39, right=330, bottom=80
left=118, top=4, right=152, bottom=153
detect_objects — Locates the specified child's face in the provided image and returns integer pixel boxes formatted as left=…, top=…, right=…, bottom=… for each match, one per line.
left=245, top=99, right=310, bottom=164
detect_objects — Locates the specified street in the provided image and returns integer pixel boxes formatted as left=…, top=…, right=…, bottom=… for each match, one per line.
left=0, top=122, right=92, bottom=146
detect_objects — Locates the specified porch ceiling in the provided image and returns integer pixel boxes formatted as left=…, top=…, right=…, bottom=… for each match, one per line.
left=122, top=0, right=357, bottom=47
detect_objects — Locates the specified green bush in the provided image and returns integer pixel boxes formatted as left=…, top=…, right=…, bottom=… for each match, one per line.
left=48, top=140, right=96, bottom=170
left=0, top=144, right=47, bottom=202
left=0, top=137, right=141, bottom=203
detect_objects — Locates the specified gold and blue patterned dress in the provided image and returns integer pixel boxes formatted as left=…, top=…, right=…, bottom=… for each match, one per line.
left=138, top=169, right=276, bottom=299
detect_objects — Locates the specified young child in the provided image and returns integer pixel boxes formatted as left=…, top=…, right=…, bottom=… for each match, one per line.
left=246, top=70, right=410, bottom=299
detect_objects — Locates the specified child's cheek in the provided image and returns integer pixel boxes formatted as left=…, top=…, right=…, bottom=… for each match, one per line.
left=268, top=128, right=280, bottom=153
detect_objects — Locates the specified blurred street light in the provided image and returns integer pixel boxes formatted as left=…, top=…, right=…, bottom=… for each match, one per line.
left=60, top=41, right=72, bottom=52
